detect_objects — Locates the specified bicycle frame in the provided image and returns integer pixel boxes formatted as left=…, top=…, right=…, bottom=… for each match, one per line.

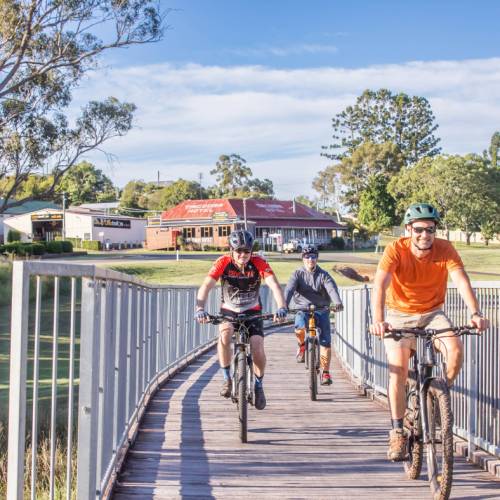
left=411, top=335, right=448, bottom=445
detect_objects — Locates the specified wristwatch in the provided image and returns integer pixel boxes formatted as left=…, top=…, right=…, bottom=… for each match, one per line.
left=471, top=310, right=484, bottom=320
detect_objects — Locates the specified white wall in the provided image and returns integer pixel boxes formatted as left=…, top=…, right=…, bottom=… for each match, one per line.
left=3, top=212, right=37, bottom=241
left=91, top=217, right=146, bottom=245
left=65, top=212, right=93, bottom=240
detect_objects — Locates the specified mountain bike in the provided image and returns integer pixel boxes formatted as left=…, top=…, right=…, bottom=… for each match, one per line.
left=290, top=305, right=331, bottom=401
left=384, top=325, right=479, bottom=500
left=208, top=311, right=274, bottom=443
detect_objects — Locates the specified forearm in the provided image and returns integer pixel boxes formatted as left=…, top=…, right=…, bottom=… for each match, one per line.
left=196, top=277, right=216, bottom=310
left=451, top=269, right=480, bottom=313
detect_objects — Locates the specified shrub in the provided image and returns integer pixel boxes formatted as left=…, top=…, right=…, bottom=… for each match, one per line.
left=252, top=240, right=260, bottom=252
left=3, top=242, right=20, bottom=254
left=65, top=237, right=82, bottom=249
left=60, top=240, right=73, bottom=253
left=31, top=243, right=45, bottom=255
left=46, top=241, right=63, bottom=253
left=331, top=237, right=346, bottom=250
left=7, top=229, right=21, bottom=242
left=81, top=240, right=101, bottom=251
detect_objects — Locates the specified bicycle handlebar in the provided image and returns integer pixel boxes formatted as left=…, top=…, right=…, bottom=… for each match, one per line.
left=288, top=305, right=331, bottom=313
left=207, top=312, right=276, bottom=325
left=383, top=325, right=479, bottom=340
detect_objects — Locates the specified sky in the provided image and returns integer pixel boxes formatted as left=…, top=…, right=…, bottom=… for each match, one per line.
left=72, top=0, right=500, bottom=199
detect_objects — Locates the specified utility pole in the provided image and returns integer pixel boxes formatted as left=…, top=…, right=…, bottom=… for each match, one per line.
left=62, top=192, right=66, bottom=240
left=157, top=170, right=160, bottom=187
left=198, top=172, right=203, bottom=199
left=243, top=198, right=248, bottom=230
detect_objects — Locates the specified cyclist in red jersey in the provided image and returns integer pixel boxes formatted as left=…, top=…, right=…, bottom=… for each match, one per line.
left=195, top=230, right=287, bottom=410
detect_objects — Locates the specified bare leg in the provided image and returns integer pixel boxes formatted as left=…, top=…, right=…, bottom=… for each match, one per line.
left=218, top=322, right=233, bottom=368
left=386, top=347, right=412, bottom=419
left=435, top=335, right=464, bottom=385
left=320, top=346, right=331, bottom=370
left=250, top=335, right=266, bottom=378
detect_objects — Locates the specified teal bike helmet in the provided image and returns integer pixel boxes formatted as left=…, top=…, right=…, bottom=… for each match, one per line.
left=403, top=203, right=440, bottom=225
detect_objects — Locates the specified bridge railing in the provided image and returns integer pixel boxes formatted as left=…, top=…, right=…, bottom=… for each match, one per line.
left=335, top=282, right=500, bottom=461
left=7, top=261, right=219, bottom=500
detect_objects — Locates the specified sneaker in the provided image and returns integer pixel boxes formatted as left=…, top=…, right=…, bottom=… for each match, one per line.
left=387, top=428, right=408, bottom=461
left=220, top=379, right=232, bottom=398
left=254, top=384, right=267, bottom=410
left=321, top=372, right=332, bottom=385
left=296, top=344, right=305, bottom=363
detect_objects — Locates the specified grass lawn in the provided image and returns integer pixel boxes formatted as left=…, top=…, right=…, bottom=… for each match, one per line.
left=106, top=257, right=361, bottom=287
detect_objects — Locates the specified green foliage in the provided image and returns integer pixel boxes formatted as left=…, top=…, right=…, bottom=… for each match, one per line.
left=321, top=88, right=441, bottom=165
left=81, top=240, right=101, bottom=251
left=489, top=131, right=500, bottom=168
left=120, top=180, right=147, bottom=212
left=294, top=195, right=317, bottom=208
left=252, top=240, right=260, bottom=252
left=60, top=241, right=73, bottom=253
left=46, top=241, right=63, bottom=254
left=210, top=154, right=252, bottom=197
left=330, top=237, right=345, bottom=250
left=31, top=243, right=46, bottom=255
left=65, top=237, right=82, bottom=249
left=316, top=141, right=405, bottom=212
left=0, top=0, right=163, bottom=213
left=388, top=154, right=500, bottom=244
left=358, top=174, right=398, bottom=233
left=57, top=161, right=117, bottom=205
left=155, top=179, right=206, bottom=210
left=6, top=229, right=21, bottom=242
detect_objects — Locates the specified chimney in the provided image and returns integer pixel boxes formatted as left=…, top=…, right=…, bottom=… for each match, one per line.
left=292, top=198, right=296, bottom=213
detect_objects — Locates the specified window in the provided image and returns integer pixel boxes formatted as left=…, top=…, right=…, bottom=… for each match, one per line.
left=183, top=227, right=196, bottom=238
left=218, top=225, right=231, bottom=237
left=201, top=226, right=213, bottom=238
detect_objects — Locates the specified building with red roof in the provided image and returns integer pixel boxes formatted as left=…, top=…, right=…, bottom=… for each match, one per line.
left=146, top=198, right=346, bottom=250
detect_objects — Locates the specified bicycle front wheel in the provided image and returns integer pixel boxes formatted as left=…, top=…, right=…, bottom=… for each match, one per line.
left=403, top=381, right=423, bottom=480
left=237, top=351, right=248, bottom=443
left=308, top=338, right=318, bottom=401
left=426, top=378, right=453, bottom=500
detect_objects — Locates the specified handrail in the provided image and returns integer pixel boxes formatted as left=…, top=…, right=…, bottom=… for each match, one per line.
left=334, top=282, right=500, bottom=461
left=6, top=261, right=220, bottom=500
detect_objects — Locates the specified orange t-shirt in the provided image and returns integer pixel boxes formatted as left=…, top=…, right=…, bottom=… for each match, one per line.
left=378, top=237, right=464, bottom=314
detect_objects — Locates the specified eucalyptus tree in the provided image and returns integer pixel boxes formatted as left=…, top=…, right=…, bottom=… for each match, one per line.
left=0, top=0, right=166, bottom=211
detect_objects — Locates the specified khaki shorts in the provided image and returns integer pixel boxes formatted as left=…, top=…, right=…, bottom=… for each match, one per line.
left=384, top=308, right=453, bottom=353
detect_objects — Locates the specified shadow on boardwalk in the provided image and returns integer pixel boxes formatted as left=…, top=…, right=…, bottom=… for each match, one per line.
left=113, top=327, right=500, bottom=499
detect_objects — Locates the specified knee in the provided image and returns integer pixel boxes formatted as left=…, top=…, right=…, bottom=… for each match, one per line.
left=320, top=339, right=331, bottom=348
left=219, top=328, right=232, bottom=345
left=388, top=364, right=407, bottom=381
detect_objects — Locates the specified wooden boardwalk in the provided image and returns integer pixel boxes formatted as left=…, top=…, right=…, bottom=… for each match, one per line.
left=113, top=326, right=500, bottom=499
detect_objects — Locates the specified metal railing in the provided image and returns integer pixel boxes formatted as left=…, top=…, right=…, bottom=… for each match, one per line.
left=335, top=282, right=500, bottom=460
left=7, top=261, right=220, bottom=500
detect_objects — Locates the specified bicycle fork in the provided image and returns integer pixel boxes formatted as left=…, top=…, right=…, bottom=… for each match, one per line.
left=418, top=340, right=437, bottom=445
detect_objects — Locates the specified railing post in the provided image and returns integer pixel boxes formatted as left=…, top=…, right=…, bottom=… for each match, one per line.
left=7, top=262, right=30, bottom=500
left=77, top=278, right=101, bottom=499
left=467, top=333, right=478, bottom=460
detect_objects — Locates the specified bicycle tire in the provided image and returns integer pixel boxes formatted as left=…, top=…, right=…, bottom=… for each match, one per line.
left=237, top=351, right=248, bottom=443
left=426, top=378, right=453, bottom=500
left=308, top=338, right=318, bottom=401
left=403, top=381, right=423, bottom=480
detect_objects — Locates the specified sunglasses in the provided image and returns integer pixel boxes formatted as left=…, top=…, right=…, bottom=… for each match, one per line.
left=412, top=226, right=436, bottom=234
left=303, top=254, right=318, bottom=260
left=234, top=248, right=251, bottom=255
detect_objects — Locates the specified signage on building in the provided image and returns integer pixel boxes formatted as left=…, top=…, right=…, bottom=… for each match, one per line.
left=94, top=217, right=131, bottom=229
left=212, top=211, right=229, bottom=220
left=31, top=213, right=63, bottom=221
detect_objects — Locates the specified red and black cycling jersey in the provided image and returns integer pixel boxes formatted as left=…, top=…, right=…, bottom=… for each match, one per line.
left=208, top=255, right=274, bottom=312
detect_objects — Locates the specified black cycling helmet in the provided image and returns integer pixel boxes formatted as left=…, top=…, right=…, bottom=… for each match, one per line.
left=228, top=229, right=254, bottom=251
left=403, top=203, right=440, bottom=225
left=301, top=244, right=318, bottom=258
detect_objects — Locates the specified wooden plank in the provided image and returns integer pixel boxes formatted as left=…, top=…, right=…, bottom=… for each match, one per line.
left=113, top=326, right=500, bottom=499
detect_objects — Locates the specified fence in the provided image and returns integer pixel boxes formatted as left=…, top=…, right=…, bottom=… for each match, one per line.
left=6, top=261, right=220, bottom=500
left=335, top=282, right=500, bottom=460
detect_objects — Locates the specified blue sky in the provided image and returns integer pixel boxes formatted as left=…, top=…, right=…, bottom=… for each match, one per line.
left=74, top=1, right=500, bottom=198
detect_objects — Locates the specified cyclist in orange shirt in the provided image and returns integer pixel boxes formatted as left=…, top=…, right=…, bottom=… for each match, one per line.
left=369, top=203, right=489, bottom=462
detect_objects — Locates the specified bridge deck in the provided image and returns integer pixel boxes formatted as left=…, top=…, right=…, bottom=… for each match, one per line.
left=113, top=327, right=500, bottom=499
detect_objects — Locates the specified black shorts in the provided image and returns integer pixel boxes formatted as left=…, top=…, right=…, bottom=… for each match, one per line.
left=220, top=308, right=264, bottom=338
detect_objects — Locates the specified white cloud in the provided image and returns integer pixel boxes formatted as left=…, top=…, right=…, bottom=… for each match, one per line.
left=227, top=43, right=339, bottom=57
left=72, top=58, right=500, bottom=197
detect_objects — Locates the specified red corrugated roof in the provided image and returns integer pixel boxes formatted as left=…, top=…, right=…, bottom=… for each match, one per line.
left=251, top=218, right=341, bottom=228
left=161, top=198, right=345, bottom=229
left=161, top=199, right=237, bottom=220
